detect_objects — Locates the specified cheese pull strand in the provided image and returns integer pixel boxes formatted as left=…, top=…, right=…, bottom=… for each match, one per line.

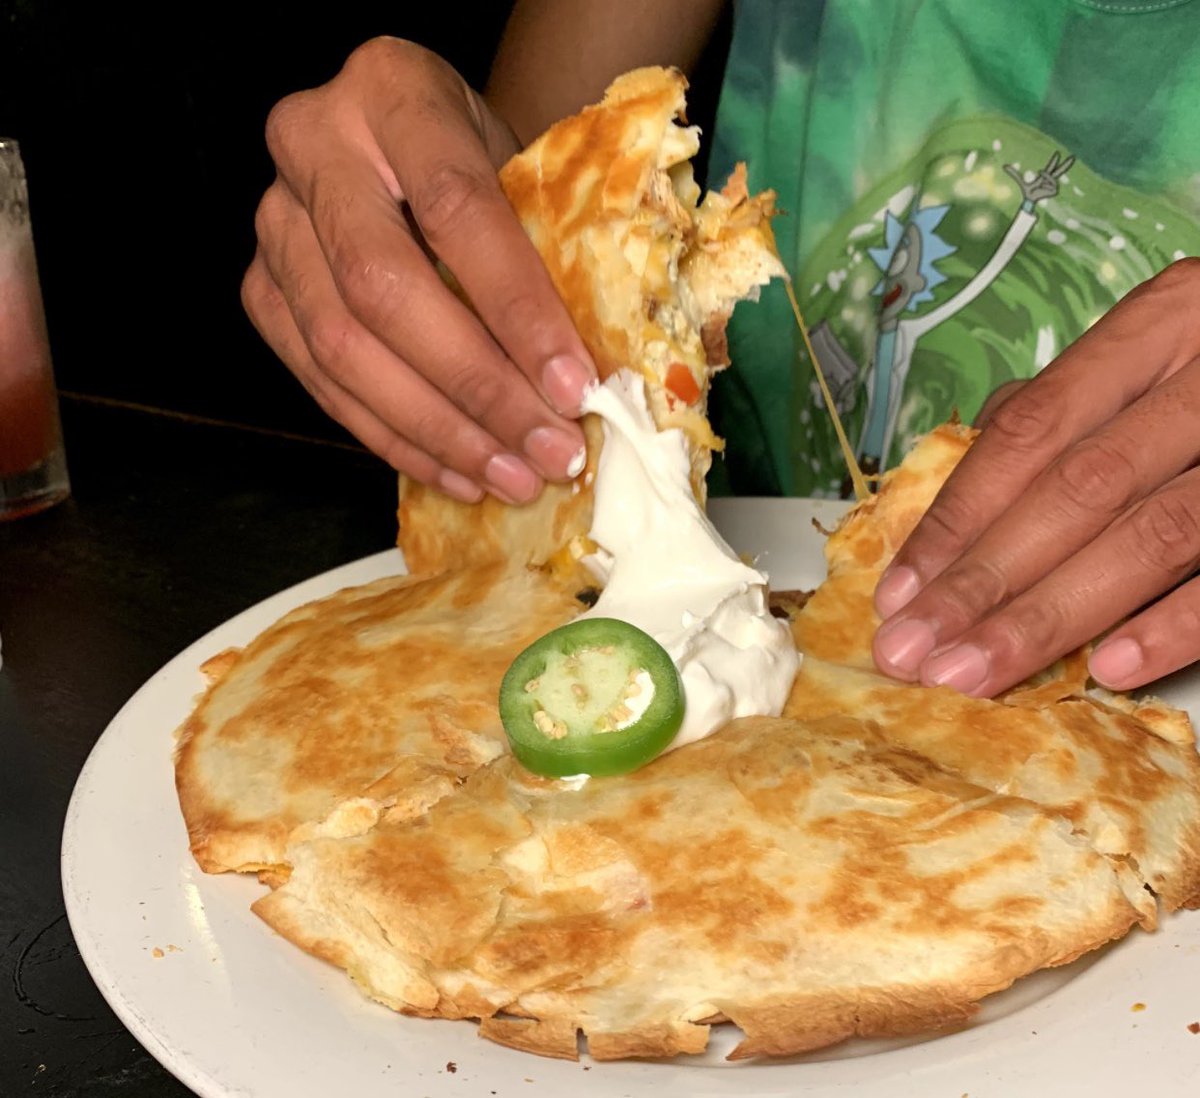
left=784, top=280, right=870, bottom=502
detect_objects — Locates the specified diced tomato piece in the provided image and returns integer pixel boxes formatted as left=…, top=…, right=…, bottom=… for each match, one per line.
left=665, top=363, right=701, bottom=407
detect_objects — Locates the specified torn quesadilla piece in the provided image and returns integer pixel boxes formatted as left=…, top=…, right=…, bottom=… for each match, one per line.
left=397, top=67, right=783, bottom=580
left=254, top=713, right=1147, bottom=1061
left=793, top=421, right=977, bottom=671
left=175, top=564, right=580, bottom=874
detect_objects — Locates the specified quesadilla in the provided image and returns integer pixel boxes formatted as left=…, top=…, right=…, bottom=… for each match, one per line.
left=176, top=68, right=1200, bottom=1063
left=255, top=712, right=1147, bottom=1061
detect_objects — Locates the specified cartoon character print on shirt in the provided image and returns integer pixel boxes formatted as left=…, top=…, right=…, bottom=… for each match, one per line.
left=850, top=152, right=1070, bottom=477
left=791, top=115, right=1200, bottom=498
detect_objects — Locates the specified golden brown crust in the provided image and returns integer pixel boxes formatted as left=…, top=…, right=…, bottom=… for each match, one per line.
left=477, top=1016, right=580, bottom=1061
left=199, top=647, right=240, bottom=685
left=793, top=422, right=976, bottom=668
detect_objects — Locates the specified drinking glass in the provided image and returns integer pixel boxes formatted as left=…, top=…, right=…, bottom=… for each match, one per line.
left=0, top=138, right=69, bottom=519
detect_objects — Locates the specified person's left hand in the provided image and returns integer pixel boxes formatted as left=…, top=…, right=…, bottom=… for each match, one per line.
left=871, top=258, right=1200, bottom=696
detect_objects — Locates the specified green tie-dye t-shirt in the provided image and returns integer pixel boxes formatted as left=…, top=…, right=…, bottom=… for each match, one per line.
left=708, top=0, right=1200, bottom=497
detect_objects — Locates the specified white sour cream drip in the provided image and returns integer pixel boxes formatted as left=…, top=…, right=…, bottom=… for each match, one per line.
left=577, top=370, right=800, bottom=752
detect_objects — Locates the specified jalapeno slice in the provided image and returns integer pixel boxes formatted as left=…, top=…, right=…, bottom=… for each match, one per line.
left=498, top=617, right=685, bottom=778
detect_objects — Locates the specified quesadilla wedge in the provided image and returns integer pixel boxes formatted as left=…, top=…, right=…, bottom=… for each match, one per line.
left=176, top=67, right=786, bottom=878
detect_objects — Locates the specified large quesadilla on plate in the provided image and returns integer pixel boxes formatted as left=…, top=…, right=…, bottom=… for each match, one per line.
left=176, top=68, right=1200, bottom=1062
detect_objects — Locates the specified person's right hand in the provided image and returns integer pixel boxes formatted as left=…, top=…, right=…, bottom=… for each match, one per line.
left=241, top=37, right=596, bottom=505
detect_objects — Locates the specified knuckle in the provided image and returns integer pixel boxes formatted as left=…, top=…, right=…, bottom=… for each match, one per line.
left=1128, top=494, right=1200, bottom=574
left=323, top=233, right=403, bottom=322
left=341, top=260, right=404, bottom=325
left=1052, top=437, right=1140, bottom=517
left=252, top=184, right=287, bottom=247
left=241, top=259, right=290, bottom=339
left=403, top=405, right=448, bottom=454
left=264, top=91, right=316, bottom=162
left=305, top=314, right=358, bottom=374
left=985, top=389, right=1060, bottom=454
left=497, top=291, right=551, bottom=345
left=411, top=161, right=496, bottom=242
left=1168, top=598, right=1200, bottom=643
left=239, top=264, right=269, bottom=324
left=918, top=492, right=980, bottom=555
left=344, top=35, right=420, bottom=80
left=379, top=435, right=434, bottom=481
left=447, top=366, right=509, bottom=425
left=988, top=598, right=1063, bottom=670
left=1150, top=256, right=1200, bottom=296
left=929, top=559, right=1011, bottom=628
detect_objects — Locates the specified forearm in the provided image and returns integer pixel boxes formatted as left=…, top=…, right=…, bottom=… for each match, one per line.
left=486, top=0, right=726, bottom=145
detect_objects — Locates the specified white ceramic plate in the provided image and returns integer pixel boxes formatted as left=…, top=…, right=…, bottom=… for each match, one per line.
left=63, top=499, right=1200, bottom=1098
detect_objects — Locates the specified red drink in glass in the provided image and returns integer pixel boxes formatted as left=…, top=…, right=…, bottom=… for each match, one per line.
left=0, top=139, right=69, bottom=519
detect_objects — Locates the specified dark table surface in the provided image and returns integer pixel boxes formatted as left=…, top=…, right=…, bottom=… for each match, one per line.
left=0, top=397, right=399, bottom=1096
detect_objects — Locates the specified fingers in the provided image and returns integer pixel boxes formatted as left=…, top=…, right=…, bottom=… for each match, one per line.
left=874, top=357, right=1200, bottom=679
left=248, top=191, right=547, bottom=504
left=1090, top=576, right=1200, bottom=689
left=363, top=60, right=597, bottom=414
left=242, top=253, right=483, bottom=502
left=901, top=467, right=1200, bottom=696
left=876, top=258, right=1200, bottom=621
left=263, top=39, right=594, bottom=479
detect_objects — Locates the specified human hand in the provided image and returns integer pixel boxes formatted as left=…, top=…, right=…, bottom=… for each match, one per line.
left=871, top=259, right=1200, bottom=696
left=241, top=38, right=596, bottom=505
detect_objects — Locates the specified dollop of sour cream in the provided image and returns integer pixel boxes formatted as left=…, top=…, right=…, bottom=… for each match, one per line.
left=577, top=370, right=800, bottom=753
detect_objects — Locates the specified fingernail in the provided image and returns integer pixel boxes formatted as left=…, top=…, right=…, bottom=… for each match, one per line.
left=1089, top=637, right=1143, bottom=687
left=484, top=452, right=540, bottom=504
left=922, top=644, right=989, bottom=695
left=874, top=617, right=937, bottom=678
left=438, top=469, right=484, bottom=504
left=542, top=354, right=596, bottom=415
left=524, top=426, right=587, bottom=480
left=875, top=565, right=921, bottom=618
